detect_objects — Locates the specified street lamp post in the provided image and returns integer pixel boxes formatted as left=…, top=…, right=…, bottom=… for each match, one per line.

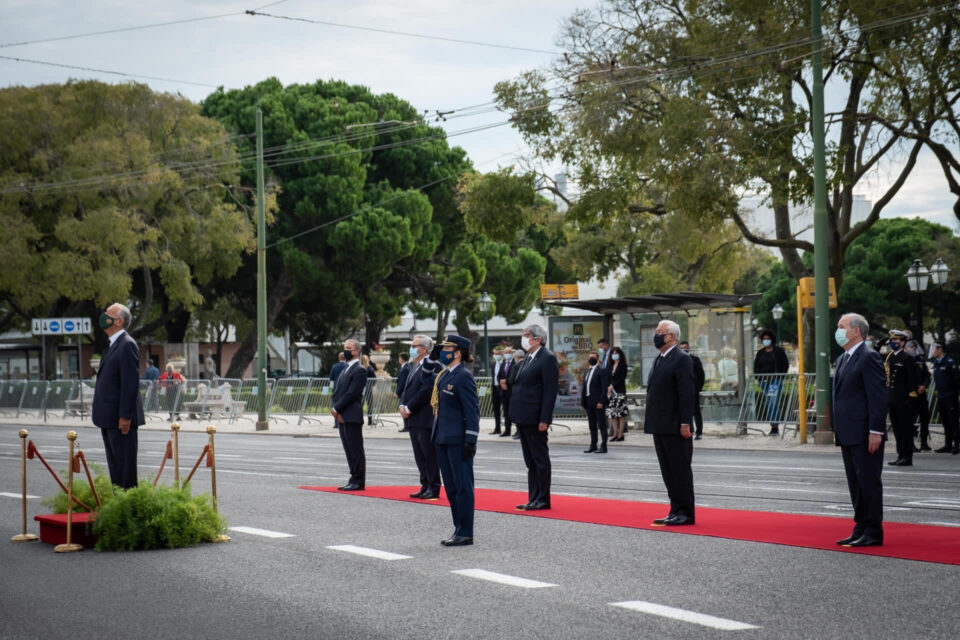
left=771, top=304, right=784, bottom=344
left=905, top=259, right=930, bottom=351
left=478, top=293, right=494, bottom=375
left=930, top=258, right=950, bottom=343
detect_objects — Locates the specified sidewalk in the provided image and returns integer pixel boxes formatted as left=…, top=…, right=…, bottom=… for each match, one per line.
left=0, top=412, right=836, bottom=453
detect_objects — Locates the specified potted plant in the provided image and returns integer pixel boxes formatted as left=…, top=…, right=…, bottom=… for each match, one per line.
left=89, top=354, right=101, bottom=374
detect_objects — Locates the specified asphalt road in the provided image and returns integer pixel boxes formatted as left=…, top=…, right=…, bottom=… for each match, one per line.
left=2, top=423, right=959, bottom=639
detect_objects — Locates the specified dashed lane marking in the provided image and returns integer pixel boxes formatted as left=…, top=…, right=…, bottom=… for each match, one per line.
left=229, top=526, right=296, bottom=538
left=0, top=492, right=40, bottom=499
left=327, top=545, right=412, bottom=560
left=451, top=569, right=557, bottom=589
left=610, top=601, right=758, bottom=631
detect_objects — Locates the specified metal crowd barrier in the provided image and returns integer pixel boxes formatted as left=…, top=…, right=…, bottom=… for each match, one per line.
left=736, top=373, right=816, bottom=436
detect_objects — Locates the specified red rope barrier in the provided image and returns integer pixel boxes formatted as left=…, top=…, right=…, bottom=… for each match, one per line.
left=75, top=451, right=101, bottom=509
left=183, top=444, right=210, bottom=486
left=26, top=440, right=92, bottom=512
left=153, top=440, right=173, bottom=487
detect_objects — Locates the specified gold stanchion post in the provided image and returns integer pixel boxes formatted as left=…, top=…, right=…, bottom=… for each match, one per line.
left=206, top=425, right=230, bottom=543
left=54, top=431, right=83, bottom=553
left=11, top=429, right=39, bottom=542
left=171, top=422, right=181, bottom=489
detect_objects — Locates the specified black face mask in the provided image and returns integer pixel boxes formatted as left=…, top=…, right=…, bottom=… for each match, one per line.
left=588, top=357, right=598, bottom=366
left=343, top=350, right=354, bottom=361
left=654, top=334, right=667, bottom=349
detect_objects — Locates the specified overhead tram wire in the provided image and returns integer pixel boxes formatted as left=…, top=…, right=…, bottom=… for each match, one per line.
left=0, top=54, right=221, bottom=88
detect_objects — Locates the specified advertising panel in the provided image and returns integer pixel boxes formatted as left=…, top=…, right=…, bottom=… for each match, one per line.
left=548, top=316, right=607, bottom=415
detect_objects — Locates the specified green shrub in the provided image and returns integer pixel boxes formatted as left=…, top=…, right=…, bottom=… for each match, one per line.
left=92, top=482, right=227, bottom=551
left=44, top=463, right=117, bottom=513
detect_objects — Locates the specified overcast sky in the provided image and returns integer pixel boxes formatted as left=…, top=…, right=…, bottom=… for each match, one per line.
left=2, top=0, right=957, bottom=236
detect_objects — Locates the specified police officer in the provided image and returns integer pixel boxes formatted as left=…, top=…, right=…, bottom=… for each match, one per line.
left=431, top=335, right=480, bottom=547
left=885, top=330, right=922, bottom=466
left=932, top=342, right=960, bottom=455
left=906, top=339, right=932, bottom=451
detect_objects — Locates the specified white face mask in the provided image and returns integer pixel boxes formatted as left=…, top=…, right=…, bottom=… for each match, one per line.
left=521, top=336, right=532, bottom=351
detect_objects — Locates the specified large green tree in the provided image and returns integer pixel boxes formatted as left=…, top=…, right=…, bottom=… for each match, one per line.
left=0, top=81, right=256, bottom=372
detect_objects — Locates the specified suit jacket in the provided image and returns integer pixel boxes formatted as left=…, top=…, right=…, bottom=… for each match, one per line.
left=329, top=361, right=347, bottom=389
left=505, top=358, right=521, bottom=391
left=400, top=359, right=439, bottom=429
left=608, top=361, right=627, bottom=394
left=332, top=361, right=367, bottom=423
left=92, top=331, right=145, bottom=430
left=691, top=354, right=705, bottom=393
left=395, top=362, right=411, bottom=398
left=643, top=347, right=694, bottom=435
left=431, top=364, right=480, bottom=445
left=508, top=347, right=559, bottom=426
left=833, top=344, right=888, bottom=447
left=580, top=364, right=609, bottom=409
left=885, top=349, right=920, bottom=404
left=491, top=359, right=506, bottom=398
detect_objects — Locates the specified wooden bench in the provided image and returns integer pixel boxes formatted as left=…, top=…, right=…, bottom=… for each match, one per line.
left=181, top=384, right=246, bottom=419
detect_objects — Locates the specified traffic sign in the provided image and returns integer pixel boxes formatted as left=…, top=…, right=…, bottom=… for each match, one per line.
left=32, top=317, right=93, bottom=335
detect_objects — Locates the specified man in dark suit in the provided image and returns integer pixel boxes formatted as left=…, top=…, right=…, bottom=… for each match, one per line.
left=329, top=352, right=346, bottom=391
left=833, top=313, right=888, bottom=547
left=490, top=347, right=506, bottom=434
left=499, top=346, right=515, bottom=437
left=395, top=351, right=412, bottom=433
left=581, top=350, right=609, bottom=453
left=885, top=329, right=921, bottom=466
left=508, top=324, right=558, bottom=511
left=645, top=320, right=696, bottom=526
left=92, top=303, right=145, bottom=489
left=679, top=341, right=706, bottom=440
left=331, top=339, right=368, bottom=490
left=400, top=335, right=441, bottom=499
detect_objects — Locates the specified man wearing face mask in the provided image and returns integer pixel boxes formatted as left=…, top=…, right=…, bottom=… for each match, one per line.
left=506, top=349, right=525, bottom=440
left=679, top=341, right=705, bottom=440
left=509, top=325, right=559, bottom=511
left=490, top=346, right=506, bottom=435
left=400, top=335, right=442, bottom=498
left=581, top=350, right=609, bottom=453
left=499, top=347, right=515, bottom=438
left=331, top=339, right=368, bottom=490
left=92, top=303, right=145, bottom=489
left=931, top=341, right=960, bottom=454
left=753, top=329, right=790, bottom=436
left=395, top=351, right=412, bottom=433
left=646, top=320, right=696, bottom=525
left=885, top=329, right=921, bottom=467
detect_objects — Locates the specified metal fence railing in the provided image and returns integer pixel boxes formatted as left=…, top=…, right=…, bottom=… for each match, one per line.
left=736, top=373, right=815, bottom=436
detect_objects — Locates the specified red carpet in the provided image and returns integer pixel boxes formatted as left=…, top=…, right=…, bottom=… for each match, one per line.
left=300, top=485, right=960, bottom=565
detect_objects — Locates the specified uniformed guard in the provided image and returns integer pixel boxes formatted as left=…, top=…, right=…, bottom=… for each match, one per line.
left=931, top=342, right=960, bottom=455
left=431, top=335, right=480, bottom=546
left=885, top=330, right=922, bottom=466
left=908, top=340, right=933, bottom=452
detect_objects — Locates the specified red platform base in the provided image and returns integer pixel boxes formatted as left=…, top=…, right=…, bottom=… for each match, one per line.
left=33, top=513, right=98, bottom=548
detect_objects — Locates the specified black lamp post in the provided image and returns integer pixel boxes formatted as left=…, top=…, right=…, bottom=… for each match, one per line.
left=771, top=304, right=784, bottom=344
left=478, top=293, right=493, bottom=375
left=930, top=258, right=950, bottom=343
left=905, top=259, right=930, bottom=351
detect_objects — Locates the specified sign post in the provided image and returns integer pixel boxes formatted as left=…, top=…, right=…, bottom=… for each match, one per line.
left=796, top=277, right=837, bottom=443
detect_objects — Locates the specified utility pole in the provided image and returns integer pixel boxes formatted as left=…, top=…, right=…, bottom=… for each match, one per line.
left=256, top=108, right=269, bottom=431
left=811, top=0, right=833, bottom=444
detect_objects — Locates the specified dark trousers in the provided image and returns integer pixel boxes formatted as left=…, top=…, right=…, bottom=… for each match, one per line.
left=840, top=440, right=884, bottom=539
left=436, top=443, right=474, bottom=538
left=502, top=391, right=512, bottom=435
left=338, top=421, right=365, bottom=486
left=888, top=402, right=914, bottom=461
left=491, top=389, right=503, bottom=432
left=408, top=427, right=441, bottom=493
left=518, top=423, right=551, bottom=504
left=916, top=396, right=930, bottom=445
left=164, top=386, right=180, bottom=419
left=940, top=396, right=960, bottom=448
left=586, top=405, right=607, bottom=449
left=100, top=427, right=138, bottom=489
left=652, top=434, right=695, bottom=519
left=693, top=393, right=704, bottom=437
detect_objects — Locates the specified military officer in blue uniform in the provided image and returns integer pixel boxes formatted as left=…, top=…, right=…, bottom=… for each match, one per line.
left=431, top=335, right=480, bottom=547
left=885, top=329, right=922, bottom=466
left=932, top=341, right=960, bottom=454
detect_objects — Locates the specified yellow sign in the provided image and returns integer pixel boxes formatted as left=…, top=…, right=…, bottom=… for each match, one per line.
left=540, top=284, right=580, bottom=300
left=710, top=307, right=750, bottom=314
left=797, top=277, right=838, bottom=309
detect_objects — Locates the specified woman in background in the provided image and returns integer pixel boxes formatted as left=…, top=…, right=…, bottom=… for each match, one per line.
left=605, top=346, right=629, bottom=441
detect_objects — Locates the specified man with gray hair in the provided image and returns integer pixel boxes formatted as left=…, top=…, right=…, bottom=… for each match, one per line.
left=645, top=319, right=697, bottom=525
left=331, top=338, right=368, bottom=491
left=509, top=324, right=559, bottom=511
left=92, top=303, right=144, bottom=488
left=833, top=312, right=887, bottom=546
left=399, top=335, right=442, bottom=499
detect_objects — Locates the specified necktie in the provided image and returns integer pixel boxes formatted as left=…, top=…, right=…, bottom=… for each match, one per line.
left=837, top=352, right=850, bottom=376
left=585, top=366, right=594, bottom=391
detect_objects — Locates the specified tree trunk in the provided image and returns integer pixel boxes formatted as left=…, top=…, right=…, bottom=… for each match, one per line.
left=364, top=315, right=383, bottom=351
left=164, top=309, right=191, bottom=344
left=42, top=334, right=59, bottom=380
left=225, top=268, right=294, bottom=379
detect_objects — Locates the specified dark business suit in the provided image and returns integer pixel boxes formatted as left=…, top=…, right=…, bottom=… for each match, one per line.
left=395, top=362, right=411, bottom=399
left=400, top=359, right=441, bottom=494
left=432, top=364, right=480, bottom=538
left=581, top=364, right=609, bottom=450
left=833, top=343, right=887, bottom=540
left=332, top=361, right=368, bottom=486
left=508, top=347, right=559, bottom=506
left=691, top=354, right=705, bottom=437
left=491, top=359, right=506, bottom=433
left=329, top=360, right=346, bottom=391
left=502, top=359, right=517, bottom=436
left=92, top=331, right=145, bottom=489
left=643, top=347, right=696, bottom=520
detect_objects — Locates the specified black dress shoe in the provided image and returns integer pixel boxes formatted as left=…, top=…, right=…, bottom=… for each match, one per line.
left=511, top=433, right=520, bottom=439
left=524, top=501, right=551, bottom=511
left=441, top=535, right=473, bottom=546
left=499, top=431, right=512, bottom=437
left=953, top=447, right=960, bottom=455
left=420, top=491, right=440, bottom=500
left=489, top=429, right=501, bottom=435
left=664, top=514, right=695, bottom=526
left=847, top=534, right=883, bottom=547
left=338, top=483, right=364, bottom=491
left=409, top=489, right=426, bottom=498
left=935, top=446, right=952, bottom=453
left=652, top=515, right=674, bottom=525
left=920, top=444, right=932, bottom=451
left=584, top=447, right=598, bottom=453
left=694, top=434, right=702, bottom=440
left=892, top=459, right=913, bottom=466
left=836, top=532, right=864, bottom=546
left=398, top=427, right=409, bottom=433
left=516, top=502, right=532, bottom=510
left=595, top=447, right=607, bottom=454
left=888, top=458, right=904, bottom=466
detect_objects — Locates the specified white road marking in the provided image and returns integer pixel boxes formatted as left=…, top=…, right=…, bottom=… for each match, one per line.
left=327, top=545, right=411, bottom=560
left=451, top=569, right=557, bottom=589
left=905, top=499, right=960, bottom=509
left=229, top=526, right=296, bottom=538
left=921, top=521, right=960, bottom=527
left=273, top=457, right=315, bottom=462
left=0, top=492, right=40, bottom=499
left=610, top=601, right=758, bottom=631
left=213, top=453, right=243, bottom=458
